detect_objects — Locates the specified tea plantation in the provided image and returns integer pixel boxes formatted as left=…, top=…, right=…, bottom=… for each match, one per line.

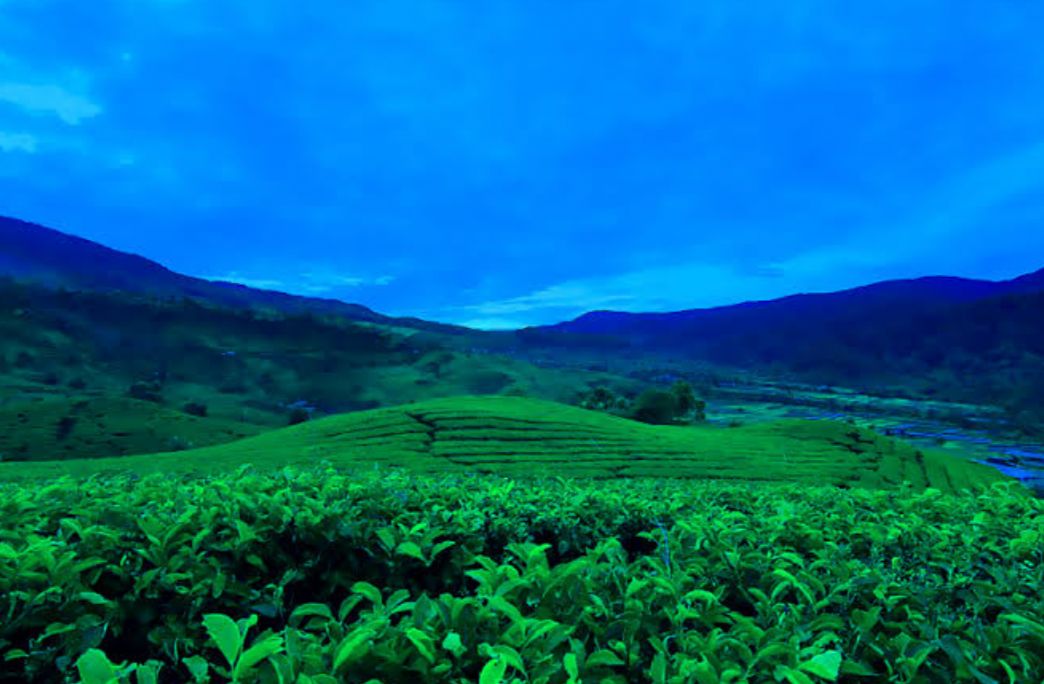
left=1, top=397, right=1040, bottom=683
left=0, top=397, right=1001, bottom=492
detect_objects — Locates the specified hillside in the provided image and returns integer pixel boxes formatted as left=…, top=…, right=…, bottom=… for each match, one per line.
left=0, top=215, right=463, bottom=333
left=0, top=280, right=640, bottom=446
left=0, top=396, right=261, bottom=461
left=523, top=271, right=1044, bottom=418
left=0, top=396, right=1004, bottom=493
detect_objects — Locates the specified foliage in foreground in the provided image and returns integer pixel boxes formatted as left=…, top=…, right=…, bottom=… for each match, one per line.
left=1, top=466, right=1042, bottom=683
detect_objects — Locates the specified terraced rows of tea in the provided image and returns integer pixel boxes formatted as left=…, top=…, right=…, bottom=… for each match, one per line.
left=0, top=396, right=1001, bottom=491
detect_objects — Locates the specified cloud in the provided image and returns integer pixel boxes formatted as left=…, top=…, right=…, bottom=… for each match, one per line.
left=205, top=272, right=287, bottom=291
left=449, top=259, right=851, bottom=327
left=0, top=131, right=37, bottom=153
left=464, top=282, right=641, bottom=317
left=0, top=82, right=102, bottom=124
left=204, top=269, right=397, bottom=296
left=458, top=317, right=528, bottom=331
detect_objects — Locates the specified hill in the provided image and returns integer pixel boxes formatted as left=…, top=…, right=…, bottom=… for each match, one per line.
left=0, top=279, right=639, bottom=441
left=0, top=396, right=261, bottom=461
left=0, top=396, right=1005, bottom=493
left=0, top=215, right=463, bottom=333
left=523, top=270, right=1044, bottom=420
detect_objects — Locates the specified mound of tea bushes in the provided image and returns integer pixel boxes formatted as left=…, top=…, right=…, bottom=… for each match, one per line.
left=0, top=397, right=1002, bottom=494
left=1, top=466, right=1042, bottom=683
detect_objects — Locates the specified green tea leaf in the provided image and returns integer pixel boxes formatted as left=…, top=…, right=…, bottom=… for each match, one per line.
left=405, top=628, right=436, bottom=664
left=202, top=613, right=243, bottom=669
left=333, top=627, right=375, bottom=671
left=351, top=582, right=383, bottom=608
left=289, top=603, right=334, bottom=624
left=78, top=592, right=113, bottom=606
left=442, top=632, right=466, bottom=658
left=492, top=645, right=525, bottom=675
left=235, top=633, right=284, bottom=677
left=75, top=649, right=118, bottom=684
left=182, top=655, right=209, bottom=682
left=396, top=541, right=426, bottom=562
left=479, top=657, right=507, bottom=684
left=799, top=651, right=842, bottom=681
left=563, top=653, right=579, bottom=681
left=651, top=653, right=667, bottom=684
left=585, top=649, right=625, bottom=668
left=134, top=661, right=163, bottom=684
left=776, top=666, right=816, bottom=684
left=1001, top=614, right=1044, bottom=643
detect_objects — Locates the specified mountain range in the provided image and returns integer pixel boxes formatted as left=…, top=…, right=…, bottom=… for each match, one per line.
left=3, top=214, right=1043, bottom=422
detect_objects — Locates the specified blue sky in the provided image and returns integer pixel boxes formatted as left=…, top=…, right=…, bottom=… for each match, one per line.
left=2, top=1, right=1044, bottom=328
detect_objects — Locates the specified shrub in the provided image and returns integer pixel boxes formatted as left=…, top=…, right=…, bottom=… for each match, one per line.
left=183, top=401, right=209, bottom=418
left=0, top=467, right=1041, bottom=683
left=128, top=381, right=164, bottom=403
left=55, top=415, right=77, bottom=441
left=287, top=407, right=311, bottom=425
left=631, top=389, right=680, bottom=424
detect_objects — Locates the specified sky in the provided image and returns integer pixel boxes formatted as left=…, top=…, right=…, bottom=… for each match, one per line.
left=2, top=1, right=1044, bottom=328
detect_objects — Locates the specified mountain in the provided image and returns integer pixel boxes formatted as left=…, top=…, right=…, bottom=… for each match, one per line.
left=0, top=215, right=462, bottom=332
left=547, top=272, right=1044, bottom=340
left=522, top=269, right=1044, bottom=420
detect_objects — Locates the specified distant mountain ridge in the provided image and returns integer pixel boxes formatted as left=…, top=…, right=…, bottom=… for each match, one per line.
left=549, top=271, right=1044, bottom=338
left=0, top=215, right=464, bottom=333
left=524, top=267, right=1044, bottom=418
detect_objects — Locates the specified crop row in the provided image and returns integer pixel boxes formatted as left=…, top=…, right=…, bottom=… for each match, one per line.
left=1, top=465, right=1042, bottom=683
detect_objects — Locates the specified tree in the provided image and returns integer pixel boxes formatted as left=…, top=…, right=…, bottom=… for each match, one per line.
left=631, top=390, right=681, bottom=425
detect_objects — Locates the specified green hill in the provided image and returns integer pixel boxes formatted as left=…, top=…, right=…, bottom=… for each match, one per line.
left=0, top=396, right=1004, bottom=492
left=0, top=279, right=640, bottom=431
left=0, top=396, right=262, bottom=461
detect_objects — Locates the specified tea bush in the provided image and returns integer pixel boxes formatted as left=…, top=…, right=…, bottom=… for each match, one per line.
left=1, top=466, right=1042, bottom=683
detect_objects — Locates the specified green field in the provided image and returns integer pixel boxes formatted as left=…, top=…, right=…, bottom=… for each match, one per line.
left=0, top=396, right=1029, bottom=683
left=0, top=396, right=1004, bottom=493
left=2, top=465, right=1041, bottom=683
left=0, top=396, right=262, bottom=462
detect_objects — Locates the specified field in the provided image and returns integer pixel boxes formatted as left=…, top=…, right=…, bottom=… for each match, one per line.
left=1, top=464, right=1041, bottom=683
left=0, top=397, right=1035, bottom=683
left=0, top=396, right=262, bottom=462
left=0, top=396, right=1003, bottom=492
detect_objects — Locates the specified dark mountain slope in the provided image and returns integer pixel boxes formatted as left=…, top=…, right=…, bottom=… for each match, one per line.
left=523, top=270, right=1044, bottom=419
left=0, top=215, right=463, bottom=333
left=549, top=273, right=1040, bottom=341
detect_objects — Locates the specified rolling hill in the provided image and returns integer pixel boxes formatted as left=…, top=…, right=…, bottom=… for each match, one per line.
left=0, top=396, right=1004, bottom=493
left=0, top=396, right=262, bottom=461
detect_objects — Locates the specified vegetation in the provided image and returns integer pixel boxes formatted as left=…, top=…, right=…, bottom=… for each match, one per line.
left=577, top=381, right=707, bottom=426
left=0, top=397, right=261, bottom=462
left=517, top=286, right=1044, bottom=435
left=0, top=279, right=641, bottom=458
left=0, top=397, right=1002, bottom=493
left=1, top=465, right=1040, bottom=683
left=1, top=220, right=1041, bottom=683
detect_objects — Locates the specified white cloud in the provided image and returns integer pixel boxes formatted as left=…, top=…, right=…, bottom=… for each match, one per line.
left=205, top=269, right=396, bottom=296
left=205, top=272, right=287, bottom=290
left=458, top=317, right=528, bottom=330
left=0, top=131, right=37, bottom=153
left=464, top=282, right=640, bottom=316
left=0, top=82, right=102, bottom=125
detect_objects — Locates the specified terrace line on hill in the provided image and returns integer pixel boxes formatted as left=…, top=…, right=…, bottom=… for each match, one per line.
left=0, top=396, right=1005, bottom=493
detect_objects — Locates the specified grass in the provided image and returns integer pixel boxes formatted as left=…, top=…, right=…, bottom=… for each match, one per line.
left=0, top=280, right=642, bottom=430
left=0, top=396, right=1005, bottom=492
left=0, top=396, right=261, bottom=462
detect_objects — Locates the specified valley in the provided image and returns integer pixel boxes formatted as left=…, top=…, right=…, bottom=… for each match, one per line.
left=2, top=216, right=1043, bottom=683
